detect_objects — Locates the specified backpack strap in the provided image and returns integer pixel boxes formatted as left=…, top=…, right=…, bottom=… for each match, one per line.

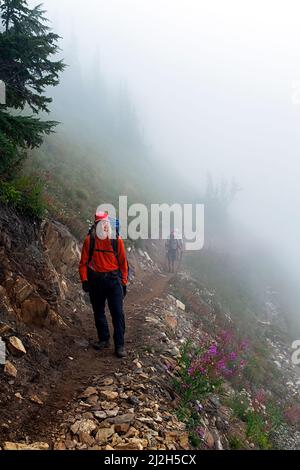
left=111, top=236, right=119, bottom=266
left=88, top=226, right=96, bottom=265
left=111, top=236, right=130, bottom=282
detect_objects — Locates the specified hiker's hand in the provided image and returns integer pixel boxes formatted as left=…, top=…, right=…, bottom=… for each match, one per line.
left=122, top=285, right=127, bottom=298
left=82, top=281, right=90, bottom=293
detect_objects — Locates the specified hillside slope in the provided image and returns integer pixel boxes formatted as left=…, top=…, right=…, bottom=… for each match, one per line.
left=1, top=204, right=300, bottom=450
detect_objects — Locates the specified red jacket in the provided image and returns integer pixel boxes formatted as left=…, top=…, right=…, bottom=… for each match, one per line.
left=79, top=235, right=128, bottom=285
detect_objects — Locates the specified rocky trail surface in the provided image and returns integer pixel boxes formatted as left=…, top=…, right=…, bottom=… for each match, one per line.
left=2, top=271, right=192, bottom=451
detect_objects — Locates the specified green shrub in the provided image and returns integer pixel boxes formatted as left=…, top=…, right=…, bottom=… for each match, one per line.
left=0, top=176, right=46, bottom=218
left=246, top=411, right=272, bottom=449
left=229, top=391, right=282, bottom=450
left=228, top=435, right=246, bottom=450
left=0, top=181, right=22, bottom=205
left=189, top=432, right=201, bottom=448
left=229, top=393, right=251, bottom=421
left=266, top=402, right=284, bottom=430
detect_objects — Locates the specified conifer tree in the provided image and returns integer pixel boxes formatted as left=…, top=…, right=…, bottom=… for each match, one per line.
left=0, top=0, right=65, bottom=177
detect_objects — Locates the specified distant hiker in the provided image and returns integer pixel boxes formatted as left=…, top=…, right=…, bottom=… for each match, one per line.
left=174, top=228, right=184, bottom=263
left=165, top=231, right=180, bottom=273
left=177, top=238, right=184, bottom=263
left=79, top=211, right=128, bottom=358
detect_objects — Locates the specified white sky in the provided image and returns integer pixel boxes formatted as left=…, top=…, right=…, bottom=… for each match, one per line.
left=33, top=0, right=300, bottom=276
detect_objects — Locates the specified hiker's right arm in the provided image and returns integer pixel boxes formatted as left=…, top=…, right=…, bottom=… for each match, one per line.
left=117, top=237, right=128, bottom=286
left=79, top=236, right=90, bottom=282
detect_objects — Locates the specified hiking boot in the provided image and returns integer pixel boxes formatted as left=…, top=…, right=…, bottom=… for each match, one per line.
left=91, top=340, right=110, bottom=351
left=115, top=346, right=127, bottom=358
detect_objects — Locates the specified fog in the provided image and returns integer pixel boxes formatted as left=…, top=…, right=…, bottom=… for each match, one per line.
left=32, top=1, right=300, bottom=294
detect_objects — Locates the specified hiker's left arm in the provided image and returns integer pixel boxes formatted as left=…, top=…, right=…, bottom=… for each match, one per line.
left=118, top=237, right=128, bottom=286
left=79, top=236, right=90, bottom=282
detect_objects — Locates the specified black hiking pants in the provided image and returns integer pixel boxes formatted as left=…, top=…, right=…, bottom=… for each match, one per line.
left=167, top=249, right=177, bottom=273
left=87, top=268, right=125, bottom=348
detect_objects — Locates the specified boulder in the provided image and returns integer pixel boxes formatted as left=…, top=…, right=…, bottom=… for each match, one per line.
left=3, top=442, right=49, bottom=450
left=115, top=423, right=130, bottom=434
left=106, top=407, right=119, bottom=418
left=78, top=432, right=95, bottom=447
left=13, top=277, right=34, bottom=304
left=7, top=336, right=26, bottom=356
left=99, top=390, right=118, bottom=401
left=80, top=387, right=98, bottom=398
left=125, top=427, right=139, bottom=438
left=100, top=401, right=118, bottom=410
left=176, top=299, right=185, bottom=311
left=108, top=413, right=135, bottom=425
left=86, top=394, right=99, bottom=406
left=53, top=442, right=66, bottom=450
left=4, top=361, right=17, bottom=378
left=93, top=411, right=107, bottom=420
left=95, top=426, right=115, bottom=444
left=115, top=439, right=145, bottom=450
left=70, top=419, right=97, bottom=436
left=0, top=322, right=13, bottom=337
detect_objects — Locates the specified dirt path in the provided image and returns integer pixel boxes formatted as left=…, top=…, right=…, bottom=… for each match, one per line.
left=18, top=272, right=173, bottom=444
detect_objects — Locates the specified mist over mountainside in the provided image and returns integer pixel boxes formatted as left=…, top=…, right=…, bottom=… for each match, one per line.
left=27, top=0, right=300, bottom=332
left=23, top=21, right=300, bottom=334
left=1, top=0, right=300, bottom=453
left=39, top=0, right=300, bottom=285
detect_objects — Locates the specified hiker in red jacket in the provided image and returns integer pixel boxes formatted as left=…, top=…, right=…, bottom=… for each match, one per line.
left=79, top=211, right=128, bottom=358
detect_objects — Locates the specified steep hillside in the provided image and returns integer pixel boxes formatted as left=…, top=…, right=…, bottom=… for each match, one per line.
left=22, top=133, right=196, bottom=240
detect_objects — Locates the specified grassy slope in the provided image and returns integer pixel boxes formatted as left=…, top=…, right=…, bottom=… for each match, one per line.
left=24, top=131, right=196, bottom=239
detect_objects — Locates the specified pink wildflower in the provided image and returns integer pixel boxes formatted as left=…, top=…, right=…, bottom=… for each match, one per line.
left=208, top=345, right=218, bottom=356
left=229, top=351, right=238, bottom=360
